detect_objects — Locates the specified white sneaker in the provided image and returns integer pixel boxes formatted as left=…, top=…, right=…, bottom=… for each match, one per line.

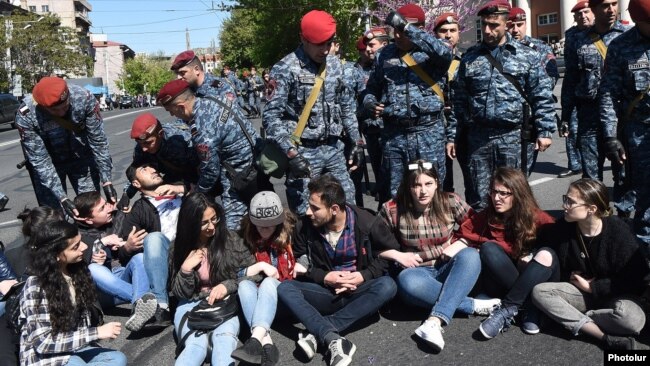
left=473, top=297, right=501, bottom=316
left=414, top=320, right=445, bottom=351
left=328, top=338, right=356, bottom=366
left=297, top=332, right=317, bottom=361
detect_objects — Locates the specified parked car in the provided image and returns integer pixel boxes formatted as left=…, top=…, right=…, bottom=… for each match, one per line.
left=119, top=95, right=134, bottom=109
left=0, top=94, right=20, bottom=129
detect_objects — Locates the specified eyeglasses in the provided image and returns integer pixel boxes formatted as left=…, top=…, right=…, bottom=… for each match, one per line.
left=562, top=195, right=588, bottom=209
left=408, top=162, right=433, bottom=171
left=490, top=189, right=513, bottom=198
left=201, top=216, right=219, bottom=229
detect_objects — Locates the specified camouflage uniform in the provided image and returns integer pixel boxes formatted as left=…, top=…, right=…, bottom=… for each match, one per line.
left=15, top=84, right=112, bottom=209
left=561, top=22, right=630, bottom=181
left=190, top=95, right=259, bottom=229
left=224, top=72, right=249, bottom=114
left=195, top=72, right=237, bottom=99
left=443, top=50, right=466, bottom=194
left=263, top=46, right=361, bottom=214
left=599, top=27, right=650, bottom=245
left=562, top=26, right=584, bottom=174
left=450, top=33, right=556, bottom=208
left=247, top=73, right=264, bottom=116
left=363, top=25, right=452, bottom=202
left=341, top=59, right=365, bottom=206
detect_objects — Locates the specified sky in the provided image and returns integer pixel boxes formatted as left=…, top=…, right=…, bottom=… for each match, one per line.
left=89, top=0, right=232, bottom=56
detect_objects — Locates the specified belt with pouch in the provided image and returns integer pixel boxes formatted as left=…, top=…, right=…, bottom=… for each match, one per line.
left=299, top=136, right=339, bottom=148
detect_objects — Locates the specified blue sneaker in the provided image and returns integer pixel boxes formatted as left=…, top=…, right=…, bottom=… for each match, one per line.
left=479, top=304, right=518, bottom=339
left=522, top=309, right=541, bottom=335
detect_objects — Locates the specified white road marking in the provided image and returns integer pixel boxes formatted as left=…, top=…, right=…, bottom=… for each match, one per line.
left=0, top=139, right=19, bottom=147
left=529, top=177, right=555, bottom=186
left=0, top=219, right=20, bottom=228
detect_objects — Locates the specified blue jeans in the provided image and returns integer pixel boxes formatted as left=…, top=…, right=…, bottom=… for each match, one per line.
left=397, top=247, right=481, bottom=325
left=65, top=347, right=127, bottom=366
left=174, top=299, right=239, bottom=366
left=278, top=276, right=396, bottom=345
left=89, top=253, right=149, bottom=306
left=238, top=277, right=280, bottom=331
left=143, top=232, right=170, bottom=305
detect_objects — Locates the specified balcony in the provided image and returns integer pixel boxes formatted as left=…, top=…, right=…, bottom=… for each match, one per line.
left=74, top=0, right=92, bottom=12
left=75, top=11, right=91, bottom=27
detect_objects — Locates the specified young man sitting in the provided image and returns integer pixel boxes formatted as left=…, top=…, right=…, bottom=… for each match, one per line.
left=74, top=192, right=157, bottom=332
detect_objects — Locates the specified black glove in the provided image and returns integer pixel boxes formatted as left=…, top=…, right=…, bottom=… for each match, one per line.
left=385, top=11, right=408, bottom=32
left=559, top=120, right=569, bottom=137
left=363, top=98, right=380, bottom=113
left=103, top=184, right=118, bottom=204
left=348, top=144, right=365, bottom=169
left=288, top=154, right=311, bottom=180
left=117, top=192, right=130, bottom=211
left=61, top=198, right=77, bottom=219
left=604, top=138, right=625, bottom=164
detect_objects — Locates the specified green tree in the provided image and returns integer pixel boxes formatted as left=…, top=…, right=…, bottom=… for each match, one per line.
left=117, top=55, right=174, bottom=96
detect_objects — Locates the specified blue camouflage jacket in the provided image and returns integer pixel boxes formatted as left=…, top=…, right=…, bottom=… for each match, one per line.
left=354, top=60, right=383, bottom=129
left=196, top=72, right=237, bottom=99
left=450, top=33, right=556, bottom=139
left=189, top=95, right=258, bottom=192
left=561, top=21, right=630, bottom=122
left=520, top=35, right=559, bottom=84
left=263, top=45, right=361, bottom=154
left=363, top=25, right=452, bottom=136
left=15, top=84, right=113, bottom=200
left=599, top=27, right=650, bottom=138
left=247, top=74, right=264, bottom=93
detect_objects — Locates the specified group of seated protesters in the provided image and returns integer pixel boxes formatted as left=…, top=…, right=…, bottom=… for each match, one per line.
left=1, top=161, right=649, bottom=366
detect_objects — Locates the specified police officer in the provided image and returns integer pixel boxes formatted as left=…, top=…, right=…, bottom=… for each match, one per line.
left=15, top=77, right=117, bottom=217
left=599, top=0, right=650, bottom=245
left=450, top=0, right=556, bottom=208
left=247, top=66, right=264, bottom=117
left=557, top=1, right=593, bottom=178
left=129, top=112, right=199, bottom=191
left=263, top=10, right=364, bottom=215
left=171, top=50, right=236, bottom=99
left=363, top=3, right=452, bottom=203
left=561, top=0, right=630, bottom=183
left=157, top=79, right=260, bottom=229
left=433, top=12, right=467, bottom=194
left=222, top=65, right=251, bottom=115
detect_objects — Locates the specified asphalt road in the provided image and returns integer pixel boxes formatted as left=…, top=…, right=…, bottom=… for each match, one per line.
left=0, top=90, right=643, bottom=365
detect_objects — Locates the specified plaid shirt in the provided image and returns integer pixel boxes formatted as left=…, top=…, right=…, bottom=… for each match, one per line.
left=19, top=276, right=99, bottom=366
left=319, top=206, right=357, bottom=271
left=380, top=193, right=472, bottom=266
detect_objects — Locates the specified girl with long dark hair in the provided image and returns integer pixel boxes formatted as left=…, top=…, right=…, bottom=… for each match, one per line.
left=378, top=160, right=499, bottom=352
left=19, top=220, right=126, bottom=366
left=456, top=167, right=557, bottom=339
left=532, top=179, right=649, bottom=350
left=170, top=193, right=258, bottom=366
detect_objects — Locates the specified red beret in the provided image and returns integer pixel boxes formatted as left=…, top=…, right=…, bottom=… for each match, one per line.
left=364, top=26, right=389, bottom=43
left=171, top=50, right=197, bottom=71
left=397, top=4, right=426, bottom=25
left=301, top=10, right=336, bottom=44
left=130, top=113, right=159, bottom=140
left=157, top=79, right=190, bottom=106
left=508, top=7, right=527, bottom=22
left=589, top=0, right=606, bottom=7
left=32, top=77, right=69, bottom=108
left=629, top=0, right=650, bottom=23
left=477, top=0, right=512, bottom=16
left=571, top=1, right=590, bottom=12
left=243, top=70, right=250, bottom=77
left=433, top=12, right=459, bottom=30
left=355, top=36, right=366, bottom=51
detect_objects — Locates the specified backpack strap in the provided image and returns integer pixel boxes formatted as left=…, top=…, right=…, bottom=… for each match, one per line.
left=401, top=53, right=445, bottom=103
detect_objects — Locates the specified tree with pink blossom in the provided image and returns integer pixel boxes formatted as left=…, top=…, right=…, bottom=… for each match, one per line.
left=371, top=0, right=484, bottom=34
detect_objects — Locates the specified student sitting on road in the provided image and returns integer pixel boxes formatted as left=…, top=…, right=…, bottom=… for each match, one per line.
left=277, top=175, right=398, bottom=366
left=532, top=179, right=649, bottom=350
left=19, top=220, right=127, bottom=366
left=456, top=167, right=557, bottom=338
left=170, top=193, right=258, bottom=366
left=231, top=191, right=303, bottom=365
left=378, top=160, right=500, bottom=352
left=73, top=192, right=158, bottom=333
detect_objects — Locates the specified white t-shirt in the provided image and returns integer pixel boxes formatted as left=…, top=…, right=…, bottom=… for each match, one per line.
left=146, top=196, right=182, bottom=242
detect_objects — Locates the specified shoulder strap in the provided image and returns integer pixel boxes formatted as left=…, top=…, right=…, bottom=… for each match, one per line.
left=589, top=32, right=608, bottom=60
left=401, top=53, right=445, bottom=103
left=483, top=51, right=531, bottom=106
left=45, top=112, right=84, bottom=134
left=292, top=62, right=326, bottom=146
left=447, top=59, right=461, bottom=83
left=624, top=84, right=650, bottom=122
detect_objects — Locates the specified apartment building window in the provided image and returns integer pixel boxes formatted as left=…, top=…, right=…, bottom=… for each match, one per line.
left=42, top=5, right=49, bottom=13
left=29, top=6, right=36, bottom=12
left=538, top=13, right=558, bottom=26
left=475, top=19, right=483, bottom=42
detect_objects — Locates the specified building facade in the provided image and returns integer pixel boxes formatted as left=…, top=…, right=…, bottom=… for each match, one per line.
left=91, top=34, right=135, bottom=96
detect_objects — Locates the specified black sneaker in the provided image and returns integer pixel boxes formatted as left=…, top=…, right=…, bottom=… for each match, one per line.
left=328, top=338, right=356, bottom=366
left=604, top=335, right=650, bottom=350
left=261, top=343, right=280, bottom=366
left=558, top=169, right=582, bottom=178
left=146, top=306, right=172, bottom=329
left=125, top=293, right=158, bottom=332
left=231, top=338, right=263, bottom=364
left=0, top=195, right=8, bottom=210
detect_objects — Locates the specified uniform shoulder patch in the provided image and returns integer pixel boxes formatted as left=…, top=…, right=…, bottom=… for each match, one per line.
left=266, top=79, right=277, bottom=100
left=211, top=80, right=223, bottom=89
left=196, top=143, right=210, bottom=161
left=18, top=105, right=29, bottom=116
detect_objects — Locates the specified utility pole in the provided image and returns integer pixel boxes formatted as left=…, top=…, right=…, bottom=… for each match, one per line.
left=185, top=27, right=190, bottom=50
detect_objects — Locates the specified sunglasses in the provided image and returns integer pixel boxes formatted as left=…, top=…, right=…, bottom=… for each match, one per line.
left=408, top=162, right=433, bottom=171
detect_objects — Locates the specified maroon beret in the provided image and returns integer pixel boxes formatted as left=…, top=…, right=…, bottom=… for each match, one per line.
left=355, top=36, right=366, bottom=51
left=171, top=50, right=197, bottom=71
left=629, top=0, right=650, bottom=23
left=397, top=4, right=426, bottom=24
left=157, top=79, right=190, bottom=106
left=32, top=77, right=69, bottom=108
left=508, top=7, right=527, bottom=22
left=301, top=10, right=336, bottom=44
left=571, top=1, right=590, bottom=12
left=433, top=12, right=459, bottom=30
left=130, top=113, right=159, bottom=140
left=477, top=0, right=512, bottom=16
left=364, top=26, right=389, bottom=43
